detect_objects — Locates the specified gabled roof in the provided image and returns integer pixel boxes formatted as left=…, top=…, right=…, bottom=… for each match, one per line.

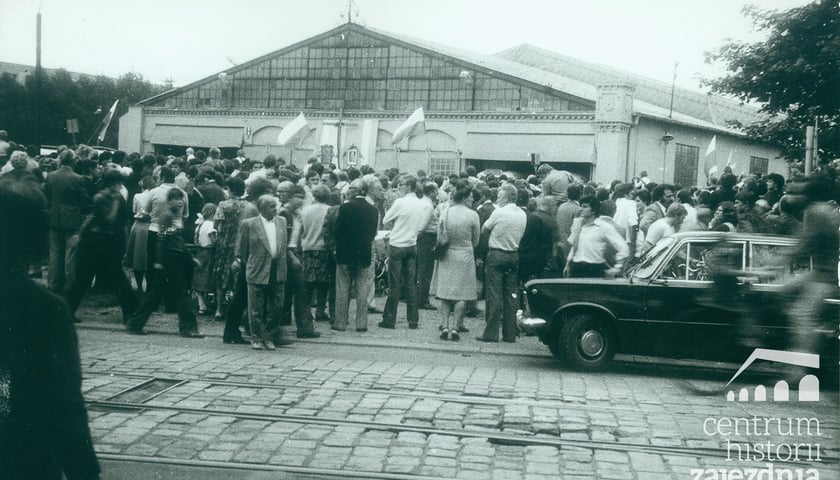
left=494, top=43, right=765, bottom=128
left=138, top=23, right=757, bottom=136
left=140, top=22, right=596, bottom=108
left=369, top=27, right=747, bottom=135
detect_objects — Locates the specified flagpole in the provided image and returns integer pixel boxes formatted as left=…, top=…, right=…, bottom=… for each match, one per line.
left=424, top=136, right=432, bottom=173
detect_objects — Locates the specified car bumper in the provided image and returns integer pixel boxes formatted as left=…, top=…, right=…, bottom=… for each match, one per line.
left=516, top=309, right=547, bottom=334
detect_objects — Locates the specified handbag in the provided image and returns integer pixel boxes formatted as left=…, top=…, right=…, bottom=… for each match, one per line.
left=433, top=208, right=450, bottom=260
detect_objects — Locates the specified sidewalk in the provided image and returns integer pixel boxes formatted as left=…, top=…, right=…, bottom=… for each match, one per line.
left=75, top=292, right=757, bottom=373
left=75, top=293, right=547, bottom=358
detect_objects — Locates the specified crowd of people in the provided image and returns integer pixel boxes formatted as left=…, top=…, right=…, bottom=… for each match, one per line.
left=0, top=130, right=832, bottom=349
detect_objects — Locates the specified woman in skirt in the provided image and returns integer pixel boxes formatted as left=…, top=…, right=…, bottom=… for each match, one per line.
left=124, top=176, right=154, bottom=291
left=435, top=182, right=480, bottom=341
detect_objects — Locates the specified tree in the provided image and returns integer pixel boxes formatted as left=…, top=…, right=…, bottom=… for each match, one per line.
left=704, top=1, right=840, bottom=168
left=0, top=69, right=164, bottom=149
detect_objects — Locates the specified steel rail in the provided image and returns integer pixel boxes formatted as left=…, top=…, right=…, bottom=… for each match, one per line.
left=82, top=369, right=690, bottom=414
left=97, top=453, right=451, bottom=480
left=85, top=398, right=838, bottom=465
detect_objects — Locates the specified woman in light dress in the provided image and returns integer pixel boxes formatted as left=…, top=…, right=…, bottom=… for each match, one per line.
left=434, top=182, right=480, bottom=341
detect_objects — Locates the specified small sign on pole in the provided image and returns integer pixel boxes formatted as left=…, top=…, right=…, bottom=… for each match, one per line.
left=66, top=119, right=79, bottom=134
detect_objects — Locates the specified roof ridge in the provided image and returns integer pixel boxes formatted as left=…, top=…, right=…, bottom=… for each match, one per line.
left=495, top=43, right=758, bottom=114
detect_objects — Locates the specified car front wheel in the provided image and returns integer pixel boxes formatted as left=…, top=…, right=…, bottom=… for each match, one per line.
left=560, top=313, right=616, bottom=371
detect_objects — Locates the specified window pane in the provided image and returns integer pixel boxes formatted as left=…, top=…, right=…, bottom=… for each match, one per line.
left=674, top=144, right=700, bottom=187
left=749, top=156, right=769, bottom=175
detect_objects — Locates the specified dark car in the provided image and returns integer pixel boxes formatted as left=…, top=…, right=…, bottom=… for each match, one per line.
left=519, top=232, right=839, bottom=371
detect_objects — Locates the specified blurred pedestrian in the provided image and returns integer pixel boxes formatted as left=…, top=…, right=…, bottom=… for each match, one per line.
left=65, top=170, right=137, bottom=323
left=44, top=149, right=89, bottom=293
left=0, top=177, right=101, bottom=480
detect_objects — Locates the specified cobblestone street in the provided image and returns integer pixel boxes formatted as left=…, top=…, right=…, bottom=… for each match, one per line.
left=76, top=299, right=840, bottom=480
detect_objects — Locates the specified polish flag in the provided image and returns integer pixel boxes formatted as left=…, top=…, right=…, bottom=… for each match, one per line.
left=391, top=107, right=426, bottom=145
left=277, top=112, right=309, bottom=146
left=96, top=100, right=119, bottom=142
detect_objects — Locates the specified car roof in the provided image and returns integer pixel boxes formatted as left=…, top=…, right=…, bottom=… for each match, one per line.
left=670, top=231, right=797, bottom=244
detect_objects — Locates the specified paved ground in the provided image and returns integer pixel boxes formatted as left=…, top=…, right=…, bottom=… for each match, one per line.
left=75, top=294, right=840, bottom=480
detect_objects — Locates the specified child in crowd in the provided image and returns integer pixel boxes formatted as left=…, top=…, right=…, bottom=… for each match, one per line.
left=193, top=203, right=217, bottom=315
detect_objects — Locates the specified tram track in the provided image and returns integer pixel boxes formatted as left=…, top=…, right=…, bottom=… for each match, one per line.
left=86, top=398, right=750, bottom=461
left=82, top=371, right=839, bottom=466
left=83, top=369, right=647, bottom=413
left=96, top=453, right=468, bottom=480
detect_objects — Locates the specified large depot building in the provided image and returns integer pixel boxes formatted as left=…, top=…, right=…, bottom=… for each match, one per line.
left=119, top=22, right=784, bottom=185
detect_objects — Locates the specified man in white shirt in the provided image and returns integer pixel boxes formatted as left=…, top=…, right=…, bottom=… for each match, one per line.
left=643, top=203, right=687, bottom=252
left=612, top=183, right=640, bottom=257
left=477, top=183, right=527, bottom=343
left=378, top=175, right=431, bottom=329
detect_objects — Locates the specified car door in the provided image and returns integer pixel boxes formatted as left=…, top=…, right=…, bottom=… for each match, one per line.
left=642, top=239, right=746, bottom=359
left=743, top=241, right=811, bottom=350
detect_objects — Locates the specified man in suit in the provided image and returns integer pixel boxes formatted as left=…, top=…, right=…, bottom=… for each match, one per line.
left=235, top=194, right=290, bottom=350
left=639, top=184, right=675, bottom=235
left=43, top=149, right=89, bottom=293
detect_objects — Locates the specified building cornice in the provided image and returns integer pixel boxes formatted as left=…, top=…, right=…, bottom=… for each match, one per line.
left=594, top=122, right=631, bottom=133
left=141, top=108, right=595, bottom=122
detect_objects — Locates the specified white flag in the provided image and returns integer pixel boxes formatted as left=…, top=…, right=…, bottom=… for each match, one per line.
left=708, top=165, right=719, bottom=178
left=705, top=135, right=717, bottom=157
left=391, top=107, right=425, bottom=145
left=277, top=112, right=309, bottom=146
left=725, top=149, right=733, bottom=167
left=96, top=100, right=119, bottom=142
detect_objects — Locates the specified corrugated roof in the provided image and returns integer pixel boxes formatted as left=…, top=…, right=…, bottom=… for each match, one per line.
left=494, top=44, right=765, bottom=127
left=367, top=26, right=745, bottom=135
left=362, top=25, right=600, bottom=102
left=138, top=23, right=755, bottom=135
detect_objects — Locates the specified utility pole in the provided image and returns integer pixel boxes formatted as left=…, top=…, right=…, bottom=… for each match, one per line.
left=36, top=9, right=42, bottom=150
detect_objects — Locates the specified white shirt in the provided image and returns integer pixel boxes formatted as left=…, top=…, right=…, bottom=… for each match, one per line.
left=571, top=218, right=629, bottom=266
left=260, top=215, right=278, bottom=258
left=644, top=218, right=676, bottom=250
left=382, top=194, right=430, bottom=248
left=195, top=220, right=216, bottom=247
left=483, top=203, right=527, bottom=251
left=680, top=203, right=702, bottom=232
left=612, top=197, right=639, bottom=243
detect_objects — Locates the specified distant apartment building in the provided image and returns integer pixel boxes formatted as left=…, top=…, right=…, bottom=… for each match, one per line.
left=0, top=61, right=99, bottom=84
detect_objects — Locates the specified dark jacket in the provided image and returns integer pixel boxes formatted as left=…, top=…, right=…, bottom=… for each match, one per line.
left=44, top=166, right=89, bottom=230
left=0, top=272, right=100, bottom=480
left=334, top=197, right=378, bottom=268
left=198, top=183, right=226, bottom=206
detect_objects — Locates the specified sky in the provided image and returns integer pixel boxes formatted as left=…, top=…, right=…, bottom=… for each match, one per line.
left=0, top=0, right=812, bottom=92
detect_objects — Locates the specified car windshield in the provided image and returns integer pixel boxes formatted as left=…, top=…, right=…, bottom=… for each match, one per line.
left=628, top=236, right=675, bottom=279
